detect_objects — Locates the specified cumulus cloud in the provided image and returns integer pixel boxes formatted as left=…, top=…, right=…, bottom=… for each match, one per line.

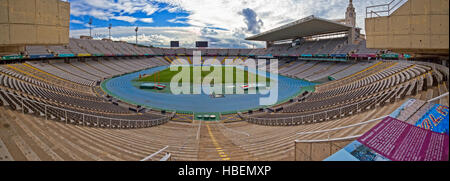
left=241, top=8, right=264, bottom=34
left=70, top=19, right=93, bottom=28
left=71, top=26, right=198, bottom=47
left=139, top=18, right=154, bottom=23
left=142, top=4, right=159, bottom=15
left=167, top=16, right=189, bottom=24
left=201, top=27, right=219, bottom=36
left=149, top=0, right=386, bottom=35
left=70, top=0, right=160, bottom=21
left=70, top=19, right=84, bottom=24
left=69, top=0, right=388, bottom=48
left=70, top=25, right=264, bottom=48
left=110, top=16, right=138, bottom=23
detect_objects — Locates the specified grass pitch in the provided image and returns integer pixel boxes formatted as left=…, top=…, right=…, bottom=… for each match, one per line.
left=136, top=66, right=271, bottom=84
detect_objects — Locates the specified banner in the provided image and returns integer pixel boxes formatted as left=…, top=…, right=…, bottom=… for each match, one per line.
left=415, top=104, right=449, bottom=135
left=58, top=54, right=75, bottom=57
left=325, top=117, right=449, bottom=161
left=357, top=117, right=448, bottom=161
left=1, top=55, right=23, bottom=60
left=78, top=53, right=92, bottom=57
left=29, top=54, right=54, bottom=59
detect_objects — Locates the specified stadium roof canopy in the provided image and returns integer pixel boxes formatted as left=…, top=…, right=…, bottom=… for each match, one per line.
left=246, top=15, right=352, bottom=42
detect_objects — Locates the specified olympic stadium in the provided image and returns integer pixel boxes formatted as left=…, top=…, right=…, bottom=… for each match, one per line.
left=0, top=0, right=448, bottom=162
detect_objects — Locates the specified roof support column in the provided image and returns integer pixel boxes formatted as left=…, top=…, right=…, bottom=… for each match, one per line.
left=266, top=41, right=274, bottom=48
left=348, top=28, right=356, bottom=45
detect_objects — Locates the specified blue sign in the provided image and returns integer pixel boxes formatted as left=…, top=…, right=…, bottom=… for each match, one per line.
left=29, top=54, right=54, bottom=59
left=415, top=104, right=449, bottom=135
left=58, top=54, right=75, bottom=57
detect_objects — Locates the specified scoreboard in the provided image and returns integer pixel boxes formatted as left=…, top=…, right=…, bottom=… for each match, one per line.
left=170, top=41, right=180, bottom=48
left=196, top=41, right=208, bottom=48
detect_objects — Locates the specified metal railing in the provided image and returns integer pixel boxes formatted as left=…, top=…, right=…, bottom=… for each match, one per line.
left=295, top=135, right=362, bottom=143
left=244, top=60, right=449, bottom=126
left=160, top=153, right=172, bottom=161
left=296, top=115, right=388, bottom=135
left=428, top=92, right=449, bottom=103
left=366, top=0, right=407, bottom=18
left=0, top=89, right=171, bottom=129
left=293, top=93, right=448, bottom=143
left=141, top=146, right=170, bottom=161
left=242, top=95, right=381, bottom=126
left=296, top=116, right=387, bottom=141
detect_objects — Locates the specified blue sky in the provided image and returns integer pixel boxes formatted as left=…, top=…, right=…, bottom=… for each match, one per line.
left=70, top=1, right=191, bottom=30
left=68, top=0, right=389, bottom=48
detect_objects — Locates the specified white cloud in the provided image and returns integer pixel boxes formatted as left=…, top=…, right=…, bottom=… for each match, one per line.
left=70, top=20, right=84, bottom=24
left=70, top=26, right=264, bottom=48
left=70, top=0, right=160, bottom=22
left=70, top=19, right=94, bottom=28
left=110, top=16, right=138, bottom=23
left=167, top=16, right=189, bottom=24
left=142, top=4, right=159, bottom=15
left=159, top=6, right=181, bottom=13
left=151, top=0, right=386, bottom=35
left=139, top=18, right=154, bottom=23
left=69, top=0, right=388, bottom=48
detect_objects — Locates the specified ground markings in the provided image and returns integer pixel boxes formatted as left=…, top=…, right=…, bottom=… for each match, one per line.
left=172, top=114, right=194, bottom=123
left=206, top=125, right=230, bottom=161
left=221, top=114, right=242, bottom=123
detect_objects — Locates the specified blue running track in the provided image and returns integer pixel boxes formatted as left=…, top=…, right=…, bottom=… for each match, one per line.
left=102, top=66, right=316, bottom=114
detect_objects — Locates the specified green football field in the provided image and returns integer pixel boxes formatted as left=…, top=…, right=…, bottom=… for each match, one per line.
left=135, top=66, right=271, bottom=84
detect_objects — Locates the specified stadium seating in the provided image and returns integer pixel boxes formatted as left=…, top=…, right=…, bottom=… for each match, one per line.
left=0, top=58, right=173, bottom=129
left=241, top=62, right=446, bottom=126
left=0, top=37, right=448, bottom=161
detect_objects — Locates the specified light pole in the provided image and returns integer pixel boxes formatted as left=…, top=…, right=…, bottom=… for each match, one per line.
left=108, top=23, right=112, bottom=40
left=135, top=26, right=139, bottom=45
left=88, top=18, right=93, bottom=37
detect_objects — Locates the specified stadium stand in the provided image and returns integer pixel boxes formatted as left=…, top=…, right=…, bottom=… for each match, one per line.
left=0, top=0, right=448, bottom=162
left=0, top=39, right=447, bottom=162
left=240, top=61, right=446, bottom=126
left=0, top=53, right=174, bottom=130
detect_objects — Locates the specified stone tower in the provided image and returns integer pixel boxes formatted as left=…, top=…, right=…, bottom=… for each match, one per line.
left=345, top=0, right=356, bottom=27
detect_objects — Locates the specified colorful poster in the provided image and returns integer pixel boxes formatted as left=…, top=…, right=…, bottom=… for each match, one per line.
left=357, top=117, right=448, bottom=161
left=326, top=117, right=449, bottom=161
left=415, top=104, right=449, bottom=135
